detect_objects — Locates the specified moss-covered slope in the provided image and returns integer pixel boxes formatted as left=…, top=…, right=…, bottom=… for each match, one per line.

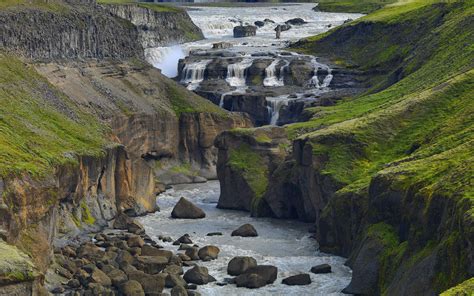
left=277, top=0, right=473, bottom=294
left=315, top=0, right=397, bottom=13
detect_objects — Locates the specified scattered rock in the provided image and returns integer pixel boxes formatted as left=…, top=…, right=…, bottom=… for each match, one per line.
left=127, top=235, right=145, bottom=248
left=198, top=245, right=220, bottom=261
left=166, top=273, right=187, bottom=288
left=285, top=18, right=307, bottom=26
left=233, top=25, right=257, bottom=38
left=193, top=176, right=208, bottom=183
left=183, top=265, right=210, bottom=285
left=245, top=265, right=278, bottom=284
left=282, top=273, right=312, bottom=285
left=185, top=247, right=200, bottom=261
left=235, top=273, right=267, bottom=289
left=120, top=280, right=145, bottom=296
left=67, top=279, right=81, bottom=289
left=51, top=286, right=65, bottom=294
left=227, top=256, right=257, bottom=276
left=171, top=197, right=206, bottom=219
left=164, top=264, right=184, bottom=275
left=107, top=268, right=128, bottom=287
left=90, top=268, right=112, bottom=287
left=344, top=18, right=353, bottom=24
left=173, top=234, right=193, bottom=245
left=141, top=245, right=173, bottom=261
left=136, top=256, right=168, bottom=274
left=254, top=21, right=265, bottom=27
left=171, top=285, right=188, bottom=296
left=231, top=224, right=258, bottom=237
left=206, top=232, right=222, bottom=236
left=311, top=264, right=332, bottom=274
left=275, top=24, right=291, bottom=32
left=213, top=42, right=232, bottom=50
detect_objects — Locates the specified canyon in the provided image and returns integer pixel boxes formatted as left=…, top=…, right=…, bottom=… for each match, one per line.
left=0, top=0, right=472, bottom=296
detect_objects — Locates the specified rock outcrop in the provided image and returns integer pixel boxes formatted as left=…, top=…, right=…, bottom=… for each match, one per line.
left=101, top=4, right=203, bottom=49
left=233, top=25, right=257, bottom=38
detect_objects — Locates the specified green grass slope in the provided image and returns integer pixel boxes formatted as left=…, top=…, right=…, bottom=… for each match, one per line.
left=0, top=53, right=106, bottom=177
left=289, top=0, right=473, bottom=293
left=315, top=0, right=397, bottom=13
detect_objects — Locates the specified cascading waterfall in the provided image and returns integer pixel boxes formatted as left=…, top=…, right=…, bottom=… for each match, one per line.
left=307, top=57, right=333, bottom=89
left=263, top=59, right=284, bottom=87
left=180, top=59, right=212, bottom=90
left=266, top=95, right=291, bottom=125
left=226, top=58, right=254, bottom=87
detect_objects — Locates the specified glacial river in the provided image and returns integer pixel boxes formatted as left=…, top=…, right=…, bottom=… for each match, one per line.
left=138, top=181, right=352, bottom=295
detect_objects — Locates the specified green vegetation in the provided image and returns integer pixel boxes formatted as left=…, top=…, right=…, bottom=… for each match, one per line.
left=315, top=0, right=397, bottom=13
left=0, top=0, right=69, bottom=12
left=0, top=53, right=107, bottom=177
left=170, top=162, right=198, bottom=177
left=229, top=144, right=269, bottom=209
left=0, top=240, right=37, bottom=283
left=80, top=201, right=95, bottom=225
left=97, top=0, right=183, bottom=13
left=441, top=278, right=474, bottom=296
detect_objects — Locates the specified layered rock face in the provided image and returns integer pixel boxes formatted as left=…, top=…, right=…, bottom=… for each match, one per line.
left=0, top=3, right=143, bottom=60
left=101, top=4, right=204, bottom=48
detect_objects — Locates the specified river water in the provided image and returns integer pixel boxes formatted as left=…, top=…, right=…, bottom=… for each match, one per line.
left=138, top=181, right=352, bottom=295
left=145, top=3, right=362, bottom=77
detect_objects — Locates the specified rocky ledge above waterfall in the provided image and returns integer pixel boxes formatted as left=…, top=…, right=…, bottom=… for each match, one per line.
left=177, top=49, right=368, bottom=126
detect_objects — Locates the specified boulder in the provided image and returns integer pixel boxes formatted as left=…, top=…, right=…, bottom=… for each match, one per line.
left=233, top=25, right=257, bottom=38
left=231, top=224, right=258, bottom=237
left=245, top=265, right=278, bottom=284
left=254, top=21, right=265, bottom=27
left=136, top=256, right=168, bottom=274
left=171, top=197, right=206, bottom=219
left=282, top=274, right=311, bottom=285
left=120, top=280, right=145, bottom=296
left=183, top=265, right=210, bottom=285
left=127, top=235, right=145, bottom=248
left=310, top=264, right=331, bottom=274
left=164, top=265, right=184, bottom=275
left=198, top=246, right=220, bottom=261
left=173, top=234, right=193, bottom=245
left=227, top=256, right=257, bottom=276
left=185, top=247, right=200, bottom=261
left=128, top=271, right=165, bottom=295
left=141, top=245, right=173, bottom=261
left=285, top=18, right=307, bottom=26
left=89, top=268, right=112, bottom=287
left=171, top=285, right=188, bottom=296
left=206, top=232, right=222, bottom=236
left=235, top=273, right=267, bottom=289
left=107, top=268, right=128, bottom=287
left=166, top=273, right=187, bottom=288
left=274, top=24, right=291, bottom=32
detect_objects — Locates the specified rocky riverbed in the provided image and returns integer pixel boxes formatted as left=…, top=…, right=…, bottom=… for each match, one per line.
left=47, top=181, right=351, bottom=295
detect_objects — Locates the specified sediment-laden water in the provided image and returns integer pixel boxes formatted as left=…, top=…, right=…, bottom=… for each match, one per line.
left=138, top=181, right=352, bottom=295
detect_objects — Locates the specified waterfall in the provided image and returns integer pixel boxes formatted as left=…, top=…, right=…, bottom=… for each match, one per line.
left=144, top=45, right=185, bottom=78
left=226, top=58, right=254, bottom=87
left=263, top=59, right=284, bottom=87
left=307, top=58, right=333, bottom=89
left=180, top=59, right=212, bottom=90
left=278, top=59, right=290, bottom=85
left=266, top=95, right=291, bottom=125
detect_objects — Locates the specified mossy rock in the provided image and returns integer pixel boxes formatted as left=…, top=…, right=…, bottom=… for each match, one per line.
left=0, top=241, right=37, bottom=285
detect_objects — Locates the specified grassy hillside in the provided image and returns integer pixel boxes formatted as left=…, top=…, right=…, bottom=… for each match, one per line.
left=315, top=0, right=397, bottom=13
left=0, top=53, right=106, bottom=177
left=289, top=0, right=473, bottom=293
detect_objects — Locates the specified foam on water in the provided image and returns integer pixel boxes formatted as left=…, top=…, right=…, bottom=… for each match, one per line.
left=138, top=181, right=352, bottom=296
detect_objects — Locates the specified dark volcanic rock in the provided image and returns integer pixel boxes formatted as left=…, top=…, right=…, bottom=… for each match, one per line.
left=282, top=273, right=311, bottom=285
left=233, top=25, right=257, bottom=38
left=171, top=197, right=206, bottom=219
left=311, top=264, right=332, bottom=274
left=227, top=256, right=258, bottom=276
left=245, top=265, right=278, bottom=284
left=285, top=18, right=307, bottom=26
left=254, top=21, right=265, bottom=27
left=231, top=224, right=258, bottom=237
left=235, top=273, right=267, bottom=289
left=275, top=24, right=291, bottom=32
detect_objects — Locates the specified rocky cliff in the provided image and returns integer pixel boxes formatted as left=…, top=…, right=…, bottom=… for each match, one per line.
left=216, top=1, right=474, bottom=294
left=101, top=3, right=203, bottom=48
left=0, top=1, right=250, bottom=293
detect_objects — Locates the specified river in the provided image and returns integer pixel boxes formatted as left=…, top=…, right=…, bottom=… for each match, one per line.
left=138, top=181, right=352, bottom=295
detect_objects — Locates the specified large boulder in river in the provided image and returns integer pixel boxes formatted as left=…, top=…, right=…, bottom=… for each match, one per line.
left=227, top=256, right=258, bottom=276
left=311, top=263, right=332, bottom=274
left=275, top=24, right=291, bottom=32
left=254, top=21, right=265, bottom=27
left=282, top=273, right=312, bottom=285
left=285, top=18, right=307, bottom=26
left=231, top=223, right=258, bottom=237
left=234, top=265, right=278, bottom=288
left=234, top=25, right=257, bottom=38
left=198, top=246, right=220, bottom=261
left=183, top=265, right=210, bottom=285
left=171, top=197, right=206, bottom=219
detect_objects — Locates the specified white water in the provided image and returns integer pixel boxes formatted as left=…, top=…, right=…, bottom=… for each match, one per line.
left=226, top=58, right=254, bottom=87
left=263, top=59, right=284, bottom=87
left=307, top=58, right=333, bottom=89
left=266, top=95, right=291, bottom=125
left=138, top=181, right=352, bottom=296
left=180, top=59, right=212, bottom=90
left=145, top=4, right=363, bottom=78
